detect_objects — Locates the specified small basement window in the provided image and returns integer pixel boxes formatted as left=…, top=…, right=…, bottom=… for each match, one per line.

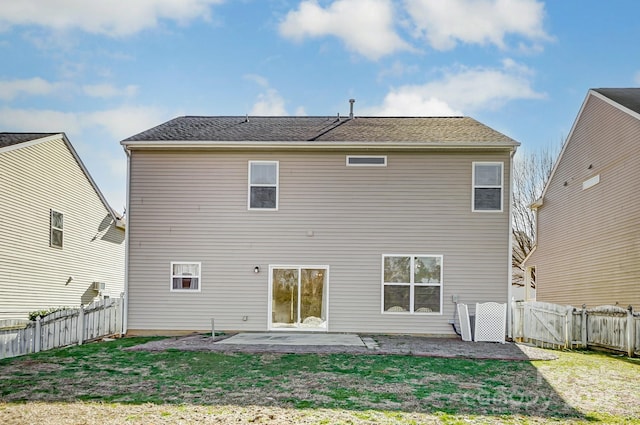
left=171, top=262, right=201, bottom=292
left=346, top=156, right=387, bottom=167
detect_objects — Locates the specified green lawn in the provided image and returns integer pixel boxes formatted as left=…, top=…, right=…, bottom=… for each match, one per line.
left=0, top=337, right=638, bottom=424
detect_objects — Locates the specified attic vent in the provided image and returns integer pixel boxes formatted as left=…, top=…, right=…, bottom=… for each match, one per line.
left=346, top=155, right=387, bottom=167
left=582, top=174, right=600, bottom=190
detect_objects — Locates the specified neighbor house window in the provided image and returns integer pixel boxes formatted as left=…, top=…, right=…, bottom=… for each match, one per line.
left=346, top=155, right=387, bottom=166
left=382, top=255, right=442, bottom=314
left=473, top=162, right=503, bottom=212
left=50, top=210, right=63, bottom=248
left=248, top=161, right=279, bottom=210
left=171, top=262, right=201, bottom=291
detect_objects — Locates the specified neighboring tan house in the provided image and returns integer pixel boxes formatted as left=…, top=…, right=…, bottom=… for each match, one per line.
left=121, top=114, right=519, bottom=335
left=0, top=133, right=126, bottom=320
left=524, top=88, right=640, bottom=308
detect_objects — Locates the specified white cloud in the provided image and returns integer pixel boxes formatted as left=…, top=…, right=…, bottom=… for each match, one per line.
left=0, top=105, right=166, bottom=140
left=244, top=74, right=270, bottom=89
left=0, top=0, right=224, bottom=36
left=634, top=71, right=640, bottom=85
left=0, top=77, right=64, bottom=101
left=279, top=0, right=412, bottom=60
left=0, top=107, right=82, bottom=134
left=84, top=105, right=167, bottom=139
left=250, top=89, right=288, bottom=116
left=363, top=60, right=545, bottom=116
left=405, top=0, right=550, bottom=51
left=364, top=93, right=461, bottom=116
left=245, top=75, right=289, bottom=116
left=0, top=78, right=140, bottom=101
left=83, top=83, right=139, bottom=99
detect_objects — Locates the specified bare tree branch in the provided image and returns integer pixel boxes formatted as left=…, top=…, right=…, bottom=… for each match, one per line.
left=512, top=144, right=559, bottom=285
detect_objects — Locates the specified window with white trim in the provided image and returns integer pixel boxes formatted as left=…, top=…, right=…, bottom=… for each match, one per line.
left=472, top=162, right=503, bottom=211
left=382, top=255, right=442, bottom=314
left=346, top=155, right=387, bottom=166
left=50, top=209, right=63, bottom=248
left=171, top=262, right=201, bottom=291
left=248, top=161, right=279, bottom=210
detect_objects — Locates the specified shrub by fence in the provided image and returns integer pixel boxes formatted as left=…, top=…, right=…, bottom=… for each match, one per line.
left=512, top=300, right=639, bottom=357
left=0, top=297, right=123, bottom=360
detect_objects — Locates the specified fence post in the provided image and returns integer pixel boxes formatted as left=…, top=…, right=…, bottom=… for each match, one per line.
left=564, top=306, right=573, bottom=349
left=34, top=316, right=41, bottom=353
left=119, top=296, right=124, bottom=337
left=581, top=304, right=588, bottom=348
left=78, top=306, right=85, bottom=346
left=628, top=306, right=635, bottom=358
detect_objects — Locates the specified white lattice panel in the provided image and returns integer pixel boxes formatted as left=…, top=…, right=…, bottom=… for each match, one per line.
left=457, top=303, right=473, bottom=341
left=474, top=302, right=506, bottom=343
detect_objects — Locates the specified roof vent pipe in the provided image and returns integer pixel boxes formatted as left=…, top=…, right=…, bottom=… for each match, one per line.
left=349, top=98, right=355, bottom=118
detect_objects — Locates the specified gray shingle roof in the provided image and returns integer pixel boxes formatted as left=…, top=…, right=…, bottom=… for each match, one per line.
left=0, top=133, right=58, bottom=148
left=122, top=116, right=518, bottom=147
left=593, top=88, right=640, bottom=115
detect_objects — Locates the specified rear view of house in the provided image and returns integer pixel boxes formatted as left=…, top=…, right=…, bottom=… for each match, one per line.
left=0, top=133, right=125, bottom=319
left=525, top=88, right=640, bottom=308
left=121, top=114, right=519, bottom=335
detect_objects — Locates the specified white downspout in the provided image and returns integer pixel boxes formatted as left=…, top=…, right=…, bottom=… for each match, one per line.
left=507, top=146, right=517, bottom=338
left=122, top=147, right=131, bottom=335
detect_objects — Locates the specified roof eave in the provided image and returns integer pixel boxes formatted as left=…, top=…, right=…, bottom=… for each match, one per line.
left=121, top=140, right=519, bottom=151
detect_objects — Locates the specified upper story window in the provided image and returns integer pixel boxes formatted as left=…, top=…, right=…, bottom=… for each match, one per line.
left=472, top=162, right=503, bottom=212
left=50, top=209, right=63, bottom=248
left=171, top=262, right=201, bottom=292
left=346, top=155, right=387, bottom=167
left=248, top=161, right=279, bottom=210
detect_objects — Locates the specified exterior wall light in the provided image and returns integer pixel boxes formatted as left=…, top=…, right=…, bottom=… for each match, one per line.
left=254, top=266, right=260, bottom=274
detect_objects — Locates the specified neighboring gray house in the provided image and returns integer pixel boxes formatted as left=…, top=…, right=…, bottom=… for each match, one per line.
left=121, top=115, right=519, bottom=335
left=524, top=88, right=640, bottom=308
left=0, top=133, right=125, bottom=320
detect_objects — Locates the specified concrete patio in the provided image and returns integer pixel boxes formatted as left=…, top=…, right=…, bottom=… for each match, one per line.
left=126, top=333, right=558, bottom=361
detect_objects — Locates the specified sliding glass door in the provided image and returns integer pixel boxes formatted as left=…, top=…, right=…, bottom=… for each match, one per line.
left=270, top=266, right=328, bottom=330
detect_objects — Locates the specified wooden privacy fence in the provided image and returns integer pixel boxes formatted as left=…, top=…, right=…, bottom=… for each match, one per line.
left=512, top=300, right=639, bottom=357
left=0, top=297, right=123, bottom=360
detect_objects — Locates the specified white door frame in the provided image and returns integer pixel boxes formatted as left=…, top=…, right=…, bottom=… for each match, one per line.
left=267, top=264, right=330, bottom=332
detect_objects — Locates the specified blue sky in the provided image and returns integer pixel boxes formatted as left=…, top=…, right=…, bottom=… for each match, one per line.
left=1, top=0, right=639, bottom=213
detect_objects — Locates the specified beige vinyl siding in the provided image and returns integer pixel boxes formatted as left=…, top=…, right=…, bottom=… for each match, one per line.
left=127, top=149, right=511, bottom=334
left=532, top=94, right=640, bottom=308
left=0, top=137, right=125, bottom=319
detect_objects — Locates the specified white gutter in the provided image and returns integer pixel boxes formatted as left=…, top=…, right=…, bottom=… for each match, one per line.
left=121, top=140, right=520, bottom=151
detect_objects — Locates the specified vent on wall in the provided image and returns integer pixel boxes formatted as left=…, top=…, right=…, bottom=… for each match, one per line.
left=346, top=155, right=387, bottom=167
left=582, top=174, right=600, bottom=190
left=93, top=282, right=106, bottom=291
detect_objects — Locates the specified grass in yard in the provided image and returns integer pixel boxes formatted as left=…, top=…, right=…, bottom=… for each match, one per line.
left=0, top=337, right=639, bottom=424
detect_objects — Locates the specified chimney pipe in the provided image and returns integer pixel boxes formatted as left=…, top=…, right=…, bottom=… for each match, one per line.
left=349, top=98, right=355, bottom=118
